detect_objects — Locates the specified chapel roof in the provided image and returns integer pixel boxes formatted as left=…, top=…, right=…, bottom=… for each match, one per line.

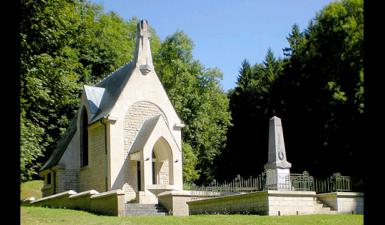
left=39, top=61, right=135, bottom=172
left=86, top=20, right=152, bottom=123
left=40, top=115, right=77, bottom=171
left=129, top=115, right=162, bottom=154
left=89, top=61, right=135, bottom=123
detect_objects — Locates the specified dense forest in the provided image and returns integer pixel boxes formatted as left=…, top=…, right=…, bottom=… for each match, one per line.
left=216, top=0, right=364, bottom=181
left=21, top=0, right=363, bottom=185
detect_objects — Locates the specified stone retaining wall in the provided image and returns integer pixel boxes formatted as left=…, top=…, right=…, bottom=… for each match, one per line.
left=187, top=191, right=269, bottom=215
left=267, top=190, right=317, bottom=215
left=317, top=192, right=364, bottom=214
left=31, top=189, right=126, bottom=216
left=187, top=191, right=364, bottom=216
left=158, top=190, right=222, bottom=216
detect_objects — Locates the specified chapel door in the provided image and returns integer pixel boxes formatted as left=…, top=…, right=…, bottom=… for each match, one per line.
left=137, top=161, right=141, bottom=191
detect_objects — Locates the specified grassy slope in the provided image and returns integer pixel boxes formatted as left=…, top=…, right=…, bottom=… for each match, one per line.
left=21, top=206, right=363, bottom=225
left=20, top=180, right=44, bottom=200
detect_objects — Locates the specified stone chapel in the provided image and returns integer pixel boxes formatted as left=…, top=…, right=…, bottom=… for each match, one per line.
left=39, top=20, right=184, bottom=204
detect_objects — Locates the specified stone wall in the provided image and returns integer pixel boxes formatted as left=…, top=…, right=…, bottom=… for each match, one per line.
left=336, top=192, right=364, bottom=214
left=187, top=190, right=364, bottom=216
left=32, top=190, right=77, bottom=209
left=31, top=189, right=126, bottom=216
left=316, top=192, right=337, bottom=210
left=41, top=172, right=55, bottom=197
left=123, top=101, right=168, bottom=158
left=159, top=161, right=169, bottom=185
left=317, top=192, right=364, bottom=214
left=158, top=190, right=222, bottom=216
left=268, top=190, right=317, bottom=215
left=57, top=169, right=79, bottom=193
left=188, top=191, right=317, bottom=216
left=121, top=101, right=169, bottom=194
left=188, top=191, right=269, bottom=215
left=79, top=124, right=107, bottom=192
left=41, top=167, right=79, bottom=197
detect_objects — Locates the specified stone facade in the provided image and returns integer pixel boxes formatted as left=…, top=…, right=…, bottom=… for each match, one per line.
left=79, top=123, right=107, bottom=192
left=41, top=171, right=55, bottom=197
left=56, top=169, right=78, bottom=193
left=124, top=101, right=168, bottom=158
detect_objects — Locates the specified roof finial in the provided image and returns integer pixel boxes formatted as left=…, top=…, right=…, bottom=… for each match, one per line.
left=134, top=19, right=153, bottom=75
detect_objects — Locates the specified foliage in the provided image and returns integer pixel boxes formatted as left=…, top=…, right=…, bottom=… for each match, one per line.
left=21, top=206, right=363, bottom=225
left=275, top=0, right=364, bottom=177
left=182, top=143, right=199, bottom=182
left=154, top=31, right=231, bottom=184
left=20, top=0, right=226, bottom=184
left=216, top=0, right=363, bottom=180
left=20, top=112, right=46, bottom=182
left=20, top=0, right=160, bottom=181
left=215, top=51, right=283, bottom=180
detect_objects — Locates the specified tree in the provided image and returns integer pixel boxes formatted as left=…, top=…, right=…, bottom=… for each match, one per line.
left=20, top=0, right=161, bottom=182
left=20, top=111, right=46, bottom=182
left=219, top=0, right=364, bottom=180
left=21, top=0, right=229, bottom=184
left=278, top=0, right=364, bottom=177
left=154, top=31, right=231, bottom=184
left=215, top=51, right=283, bottom=181
left=182, top=143, right=199, bottom=182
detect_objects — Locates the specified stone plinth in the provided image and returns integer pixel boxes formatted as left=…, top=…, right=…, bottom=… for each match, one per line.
left=158, top=190, right=222, bottom=216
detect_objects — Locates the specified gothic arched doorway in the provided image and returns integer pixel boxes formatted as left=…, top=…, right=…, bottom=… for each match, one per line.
left=151, top=137, right=174, bottom=185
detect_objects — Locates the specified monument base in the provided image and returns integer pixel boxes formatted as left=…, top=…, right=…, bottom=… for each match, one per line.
left=265, top=168, right=291, bottom=191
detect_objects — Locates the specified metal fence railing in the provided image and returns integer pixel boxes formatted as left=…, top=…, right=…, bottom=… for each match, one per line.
left=315, top=173, right=356, bottom=193
left=290, top=171, right=315, bottom=191
left=184, top=173, right=266, bottom=193
left=184, top=171, right=362, bottom=194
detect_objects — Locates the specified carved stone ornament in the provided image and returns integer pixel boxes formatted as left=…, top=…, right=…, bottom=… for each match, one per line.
left=278, top=151, right=284, bottom=160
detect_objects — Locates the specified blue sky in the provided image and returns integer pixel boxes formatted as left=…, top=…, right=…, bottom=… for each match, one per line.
left=89, top=0, right=335, bottom=91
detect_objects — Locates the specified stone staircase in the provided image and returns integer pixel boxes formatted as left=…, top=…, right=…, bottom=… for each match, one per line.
left=125, top=203, right=169, bottom=216
left=314, top=199, right=336, bottom=214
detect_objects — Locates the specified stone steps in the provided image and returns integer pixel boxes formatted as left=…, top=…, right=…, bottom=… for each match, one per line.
left=314, top=199, right=336, bottom=214
left=125, top=203, right=168, bottom=216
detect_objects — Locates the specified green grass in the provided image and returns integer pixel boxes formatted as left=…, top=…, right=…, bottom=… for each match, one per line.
left=20, top=180, right=44, bottom=200
left=21, top=206, right=363, bottom=225
left=20, top=181, right=364, bottom=224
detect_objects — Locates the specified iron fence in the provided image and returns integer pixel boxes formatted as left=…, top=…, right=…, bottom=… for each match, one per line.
left=290, top=171, right=315, bottom=191
left=314, top=173, right=354, bottom=193
left=184, top=173, right=266, bottom=193
left=184, top=171, right=362, bottom=194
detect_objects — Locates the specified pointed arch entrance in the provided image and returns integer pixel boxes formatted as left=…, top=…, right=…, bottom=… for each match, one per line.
left=151, top=137, right=174, bottom=186
left=127, top=114, right=182, bottom=203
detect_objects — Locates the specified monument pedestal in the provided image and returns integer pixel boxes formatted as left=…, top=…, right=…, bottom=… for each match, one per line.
left=265, top=168, right=291, bottom=191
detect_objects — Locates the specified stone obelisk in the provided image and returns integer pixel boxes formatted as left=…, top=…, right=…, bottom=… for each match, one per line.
left=264, top=116, right=292, bottom=191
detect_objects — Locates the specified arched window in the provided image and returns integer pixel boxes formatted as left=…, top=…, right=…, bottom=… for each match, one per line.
left=80, top=108, right=89, bottom=167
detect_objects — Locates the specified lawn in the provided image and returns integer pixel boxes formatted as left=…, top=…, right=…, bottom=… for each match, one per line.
left=20, top=180, right=44, bottom=200
left=21, top=206, right=363, bottom=225
left=20, top=181, right=363, bottom=225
